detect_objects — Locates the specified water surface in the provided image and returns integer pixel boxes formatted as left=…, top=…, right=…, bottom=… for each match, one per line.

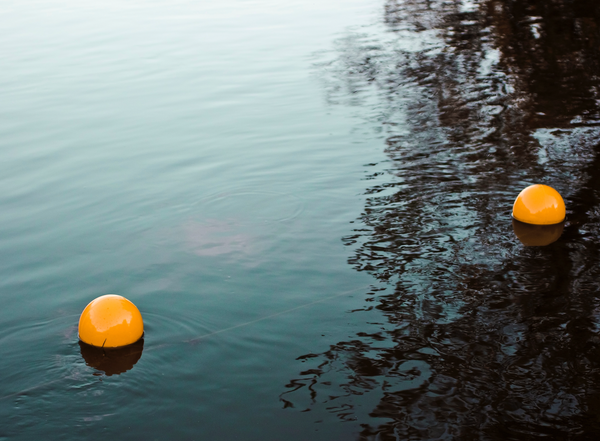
left=282, top=0, right=600, bottom=439
left=2, top=0, right=600, bottom=440
left=0, top=1, right=383, bottom=439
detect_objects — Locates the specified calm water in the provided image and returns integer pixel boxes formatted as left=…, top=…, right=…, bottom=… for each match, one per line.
left=2, top=0, right=600, bottom=439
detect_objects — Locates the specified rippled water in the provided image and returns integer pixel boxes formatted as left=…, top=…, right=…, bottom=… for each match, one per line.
left=2, top=0, right=600, bottom=439
left=0, top=1, right=381, bottom=439
left=282, top=0, right=600, bottom=439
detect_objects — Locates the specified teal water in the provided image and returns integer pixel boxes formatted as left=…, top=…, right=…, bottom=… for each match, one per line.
left=5, top=0, right=600, bottom=439
left=0, top=0, right=386, bottom=439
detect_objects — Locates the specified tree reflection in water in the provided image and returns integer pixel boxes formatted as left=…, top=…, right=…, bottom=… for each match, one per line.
left=283, top=0, right=600, bottom=438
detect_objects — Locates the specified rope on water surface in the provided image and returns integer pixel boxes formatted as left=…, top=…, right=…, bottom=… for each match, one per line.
left=184, top=284, right=368, bottom=344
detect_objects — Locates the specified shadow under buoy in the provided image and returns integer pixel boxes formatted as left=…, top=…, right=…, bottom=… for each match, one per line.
left=79, top=338, right=144, bottom=376
left=512, top=218, right=564, bottom=246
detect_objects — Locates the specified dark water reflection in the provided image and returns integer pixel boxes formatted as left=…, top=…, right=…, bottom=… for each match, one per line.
left=512, top=219, right=564, bottom=247
left=79, top=339, right=144, bottom=376
left=284, top=0, right=600, bottom=438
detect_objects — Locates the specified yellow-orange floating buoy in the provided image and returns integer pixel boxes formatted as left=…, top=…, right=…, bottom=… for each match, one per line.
left=512, top=218, right=564, bottom=246
left=512, top=184, right=565, bottom=225
left=78, top=294, right=144, bottom=348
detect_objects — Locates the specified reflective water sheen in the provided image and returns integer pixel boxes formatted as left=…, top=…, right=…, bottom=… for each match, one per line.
left=282, top=0, right=600, bottom=439
left=2, top=0, right=600, bottom=440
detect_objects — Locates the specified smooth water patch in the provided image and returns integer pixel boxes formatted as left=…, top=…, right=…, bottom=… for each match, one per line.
left=0, top=0, right=388, bottom=439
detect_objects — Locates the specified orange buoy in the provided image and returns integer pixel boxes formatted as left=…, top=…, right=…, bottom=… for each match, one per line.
left=512, top=184, right=565, bottom=225
left=78, top=294, right=144, bottom=348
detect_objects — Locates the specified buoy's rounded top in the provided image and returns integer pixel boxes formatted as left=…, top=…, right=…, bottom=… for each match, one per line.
left=512, top=184, right=565, bottom=225
left=78, top=294, right=143, bottom=348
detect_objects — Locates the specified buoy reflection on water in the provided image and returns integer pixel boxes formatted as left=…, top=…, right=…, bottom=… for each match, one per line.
left=79, top=339, right=144, bottom=376
left=512, top=218, right=564, bottom=246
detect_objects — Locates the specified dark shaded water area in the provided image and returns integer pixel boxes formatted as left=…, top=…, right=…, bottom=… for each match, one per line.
left=282, top=0, right=600, bottom=439
left=2, top=0, right=600, bottom=440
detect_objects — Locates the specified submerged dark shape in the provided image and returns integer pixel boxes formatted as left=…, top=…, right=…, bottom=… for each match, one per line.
left=79, top=338, right=144, bottom=376
left=512, top=218, right=564, bottom=246
left=284, top=0, right=600, bottom=438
